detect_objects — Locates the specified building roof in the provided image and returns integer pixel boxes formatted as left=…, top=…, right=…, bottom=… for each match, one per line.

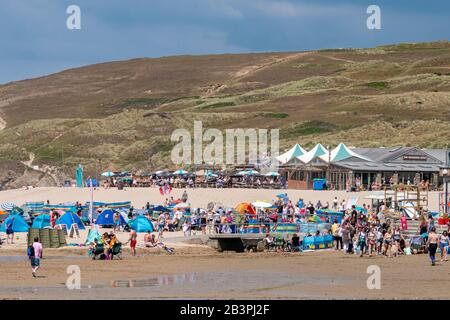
left=320, top=143, right=371, bottom=163
left=297, top=143, right=328, bottom=164
left=278, top=144, right=449, bottom=172
left=276, top=144, right=307, bottom=164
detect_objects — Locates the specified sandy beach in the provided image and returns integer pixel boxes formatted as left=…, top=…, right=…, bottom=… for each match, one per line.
left=0, top=187, right=447, bottom=300
left=1, top=247, right=449, bottom=300
left=0, top=187, right=442, bottom=211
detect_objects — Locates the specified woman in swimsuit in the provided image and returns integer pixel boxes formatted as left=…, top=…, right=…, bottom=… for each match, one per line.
left=383, top=229, right=392, bottom=257
left=439, top=231, right=449, bottom=262
left=427, top=227, right=439, bottom=266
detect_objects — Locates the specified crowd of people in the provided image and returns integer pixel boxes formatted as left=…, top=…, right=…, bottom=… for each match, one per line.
left=102, top=173, right=285, bottom=189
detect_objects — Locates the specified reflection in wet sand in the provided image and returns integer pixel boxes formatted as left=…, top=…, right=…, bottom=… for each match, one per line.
left=109, top=273, right=197, bottom=288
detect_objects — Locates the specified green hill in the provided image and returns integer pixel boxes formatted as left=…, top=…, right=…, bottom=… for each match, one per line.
left=1, top=41, right=450, bottom=188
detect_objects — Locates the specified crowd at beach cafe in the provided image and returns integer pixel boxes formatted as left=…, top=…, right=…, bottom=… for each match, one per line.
left=1, top=190, right=450, bottom=265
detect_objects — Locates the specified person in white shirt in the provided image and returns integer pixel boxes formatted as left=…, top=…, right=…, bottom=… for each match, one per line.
left=30, top=237, right=43, bottom=278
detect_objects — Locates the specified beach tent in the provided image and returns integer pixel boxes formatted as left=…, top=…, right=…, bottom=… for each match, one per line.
left=276, top=144, right=307, bottom=164
left=118, top=210, right=129, bottom=223
left=235, top=203, right=256, bottom=215
left=0, top=214, right=30, bottom=233
left=95, top=209, right=126, bottom=226
left=319, top=143, right=371, bottom=163
left=297, top=143, right=329, bottom=164
left=152, top=205, right=170, bottom=213
left=31, top=214, right=51, bottom=229
left=85, top=229, right=102, bottom=245
left=56, top=212, right=85, bottom=230
left=130, top=215, right=154, bottom=233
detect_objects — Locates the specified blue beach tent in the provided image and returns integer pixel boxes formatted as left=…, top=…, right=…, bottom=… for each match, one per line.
left=31, top=214, right=51, bottom=229
left=152, top=205, right=170, bottom=212
left=95, top=209, right=126, bottom=226
left=0, top=214, right=30, bottom=233
left=56, top=212, right=85, bottom=230
left=130, top=215, right=154, bottom=233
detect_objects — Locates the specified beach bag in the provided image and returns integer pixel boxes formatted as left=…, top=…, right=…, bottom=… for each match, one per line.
left=27, top=245, right=35, bottom=258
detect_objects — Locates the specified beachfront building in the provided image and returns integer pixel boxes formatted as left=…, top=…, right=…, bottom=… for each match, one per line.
left=278, top=143, right=450, bottom=191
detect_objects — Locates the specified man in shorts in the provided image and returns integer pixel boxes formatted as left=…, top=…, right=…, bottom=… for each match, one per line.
left=127, top=229, right=137, bottom=256
left=31, top=237, right=43, bottom=278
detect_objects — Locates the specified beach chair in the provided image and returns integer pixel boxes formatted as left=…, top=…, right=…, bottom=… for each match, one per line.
left=89, top=243, right=105, bottom=260
left=110, top=243, right=123, bottom=260
left=273, top=237, right=286, bottom=251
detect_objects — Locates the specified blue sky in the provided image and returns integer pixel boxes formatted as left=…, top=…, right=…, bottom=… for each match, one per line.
left=0, top=0, right=449, bottom=84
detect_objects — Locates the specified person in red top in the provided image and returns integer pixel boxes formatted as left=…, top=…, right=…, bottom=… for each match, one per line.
left=50, top=212, right=56, bottom=228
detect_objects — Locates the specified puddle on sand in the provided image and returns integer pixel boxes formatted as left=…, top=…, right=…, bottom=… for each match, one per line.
left=107, top=273, right=197, bottom=288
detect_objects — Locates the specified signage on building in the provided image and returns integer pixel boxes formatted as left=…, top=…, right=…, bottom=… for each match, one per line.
left=403, top=154, right=427, bottom=161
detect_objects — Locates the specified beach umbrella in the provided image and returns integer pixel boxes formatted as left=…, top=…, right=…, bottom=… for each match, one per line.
left=101, top=171, right=115, bottom=177
left=246, top=169, right=259, bottom=175
left=0, top=202, right=15, bottom=212
left=236, top=170, right=249, bottom=176
left=252, top=201, right=272, bottom=208
left=235, top=203, right=256, bottom=215
left=276, top=193, right=288, bottom=199
left=173, top=169, right=188, bottom=175
left=155, top=170, right=165, bottom=175
left=264, top=171, right=280, bottom=177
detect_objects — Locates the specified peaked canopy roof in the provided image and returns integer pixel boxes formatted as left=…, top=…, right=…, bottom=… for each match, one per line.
left=319, top=143, right=371, bottom=163
left=276, top=144, right=307, bottom=164
left=297, top=143, right=329, bottom=164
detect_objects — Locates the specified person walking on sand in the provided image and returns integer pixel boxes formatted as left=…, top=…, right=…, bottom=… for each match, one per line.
left=126, top=229, right=137, bottom=256
left=439, top=231, right=449, bottom=262
left=427, top=227, right=439, bottom=266
left=30, top=237, right=43, bottom=278
left=113, top=211, right=120, bottom=232
left=5, top=217, right=14, bottom=244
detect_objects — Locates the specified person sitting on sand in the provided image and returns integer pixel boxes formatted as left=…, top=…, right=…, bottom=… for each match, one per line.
left=264, top=234, right=275, bottom=250
left=144, top=232, right=157, bottom=247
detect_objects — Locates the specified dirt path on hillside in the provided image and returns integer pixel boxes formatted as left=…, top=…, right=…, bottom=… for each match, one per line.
left=233, top=51, right=315, bottom=80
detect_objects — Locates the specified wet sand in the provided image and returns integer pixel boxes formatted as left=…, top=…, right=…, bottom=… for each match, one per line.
left=1, top=248, right=448, bottom=300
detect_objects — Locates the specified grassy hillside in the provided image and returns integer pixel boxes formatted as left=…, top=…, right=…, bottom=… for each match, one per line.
left=0, top=41, right=450, bottom=184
